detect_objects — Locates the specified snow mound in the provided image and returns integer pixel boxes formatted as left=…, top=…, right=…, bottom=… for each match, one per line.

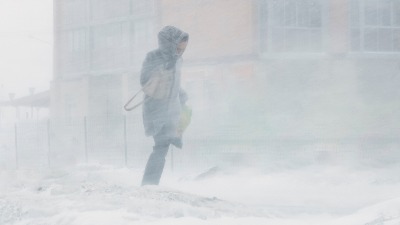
left=0, top=166, right=266, bottom=225
left=69, top=182, right=264, bottom=219
left=330, top=198, right=400, bottom=225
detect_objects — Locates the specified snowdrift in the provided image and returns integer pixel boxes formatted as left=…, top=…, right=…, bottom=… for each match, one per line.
left=2, top=164, right=400, bottom=225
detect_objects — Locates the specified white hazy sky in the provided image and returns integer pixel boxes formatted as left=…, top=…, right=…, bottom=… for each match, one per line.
left=0, top=0, right=53, bottom=100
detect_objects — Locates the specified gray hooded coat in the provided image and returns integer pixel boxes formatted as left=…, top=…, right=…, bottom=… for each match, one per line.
left=140, top=26, right=189, bottom=137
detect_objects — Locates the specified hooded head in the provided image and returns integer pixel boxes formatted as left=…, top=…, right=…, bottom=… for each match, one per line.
left=158, top=26, right=189, bottom=62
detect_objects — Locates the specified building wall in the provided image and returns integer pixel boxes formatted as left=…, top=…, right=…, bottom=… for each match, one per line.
left=159, top=0, right=257, bottom=60
left=176, top=0, right=399, bottom=140
left=51, top=0, right=400, bottom=140
left=158, top=0, right=259, bottom=127
left=50, top=77, right=89, bottom=119
left=52, top=0, right=157, bottom=119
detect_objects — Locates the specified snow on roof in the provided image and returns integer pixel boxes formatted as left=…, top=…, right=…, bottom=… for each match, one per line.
left=0, top=90, right=50, bottom=108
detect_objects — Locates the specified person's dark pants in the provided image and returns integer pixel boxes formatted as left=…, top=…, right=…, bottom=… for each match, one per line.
left=141, top=126, right=172, bottom=186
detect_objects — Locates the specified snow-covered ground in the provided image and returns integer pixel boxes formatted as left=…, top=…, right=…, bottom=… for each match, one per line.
left=1, top=163, right=400, bottom=225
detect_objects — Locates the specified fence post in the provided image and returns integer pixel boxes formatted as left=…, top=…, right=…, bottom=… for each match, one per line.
left=124, top=115, right=128, bottom=167
left=84, top=116, right=88, bottom=163
left=14, top=123, right=18, bottom=169
left=47, top=119, right=51, bottom=168
left=170, top=146, right=174, bottom=172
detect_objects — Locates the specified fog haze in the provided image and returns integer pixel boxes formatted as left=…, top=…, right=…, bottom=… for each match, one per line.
left=0, top=1, right=399, bottom=224
left=0, top=0, right=53, bottom=98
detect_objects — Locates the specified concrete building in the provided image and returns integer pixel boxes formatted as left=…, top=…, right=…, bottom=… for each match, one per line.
left=52, top=0, right=400, bottom=140
left=52, top=0, right=157, bottom=119
left=159, top=0, right=400, bottom=141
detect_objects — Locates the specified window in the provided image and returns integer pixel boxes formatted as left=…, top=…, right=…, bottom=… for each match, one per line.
left=350, top=0, right=400, bottom=52
left=92, top=23, right=130, bottom=50
left=131, top=20, right=155, bottom=64
left=131, top=0, right=155, bottom=16
left=91, top=0, right=130, bottom=21
left=67, top=29, right=88, bottom=53
left=132, top=20, right=154, bottom=46
left=91, top=22, right=130, bottom=69
left=261, top=0, right=324, bottom=52
left=129, top=0, right=156, bottom=64
left=58, top=29, right=89, bottom=74
left=57, top=0, right=88, bottom=26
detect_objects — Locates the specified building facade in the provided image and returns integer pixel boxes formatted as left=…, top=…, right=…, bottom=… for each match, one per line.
left=52, top=0, right=157, bottom=119
left=53, top=0, right=400, bottom=140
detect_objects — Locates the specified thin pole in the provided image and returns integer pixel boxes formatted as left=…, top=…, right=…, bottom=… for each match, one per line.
left=14, top=123, right=18, bottom=169
left=124, top=115, right=128, bottom=167
left=84, top=116, right=88, bottom=163
left=47, top=119, right=51, bottom=168
left=170, top=146, right=174, bottom=172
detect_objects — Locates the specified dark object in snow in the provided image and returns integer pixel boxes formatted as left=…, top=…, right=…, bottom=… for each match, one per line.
left=195, top=166, right=221, bottom=180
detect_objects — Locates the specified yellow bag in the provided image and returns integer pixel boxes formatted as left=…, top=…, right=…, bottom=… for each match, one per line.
left=177, top=105, right=192, bottom=136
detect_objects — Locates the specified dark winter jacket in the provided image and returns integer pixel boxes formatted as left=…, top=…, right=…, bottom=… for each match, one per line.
left=140, top=26, right=189, bottom=137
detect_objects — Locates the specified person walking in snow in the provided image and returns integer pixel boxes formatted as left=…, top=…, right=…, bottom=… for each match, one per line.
left=140, top=26, right=189, bottom=186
